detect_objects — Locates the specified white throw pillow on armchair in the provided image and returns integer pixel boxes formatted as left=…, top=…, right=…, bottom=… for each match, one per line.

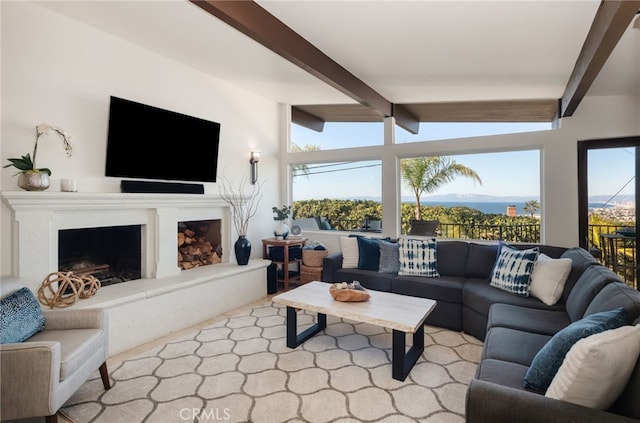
left=529, top=253, right=572, bottom=306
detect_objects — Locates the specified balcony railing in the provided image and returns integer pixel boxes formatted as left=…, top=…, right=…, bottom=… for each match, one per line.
left=434, top=223, right=540, bottom=242
left=587, top=224, right=636, bottom=289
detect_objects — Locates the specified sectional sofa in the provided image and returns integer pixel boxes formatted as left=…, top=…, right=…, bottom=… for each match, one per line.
left=322, top=238, right=640, bottom=422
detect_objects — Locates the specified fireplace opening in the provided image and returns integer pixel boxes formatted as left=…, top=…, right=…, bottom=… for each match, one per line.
left=178, top=220, right=222, bottom=270
left=58, top=225, right=142, bottom=287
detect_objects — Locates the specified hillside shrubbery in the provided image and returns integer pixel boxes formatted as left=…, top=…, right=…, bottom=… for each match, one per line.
left=293, top=199, right=540, bottom=241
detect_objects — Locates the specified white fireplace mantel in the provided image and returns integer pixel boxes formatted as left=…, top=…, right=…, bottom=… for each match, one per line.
left=1, top=191, right=233, bottom=286
left=2, top=191, right=269, bottom=355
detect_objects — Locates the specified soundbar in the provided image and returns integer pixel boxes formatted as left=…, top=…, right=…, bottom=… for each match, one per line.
left=120, top=180, right=204, bottom=194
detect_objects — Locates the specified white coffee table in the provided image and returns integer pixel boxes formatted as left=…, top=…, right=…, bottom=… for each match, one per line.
left=272, top=281, right=437, bottom=381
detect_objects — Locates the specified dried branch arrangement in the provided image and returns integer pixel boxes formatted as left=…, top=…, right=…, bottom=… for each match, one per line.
left=218, top=174, right=264, bottom=236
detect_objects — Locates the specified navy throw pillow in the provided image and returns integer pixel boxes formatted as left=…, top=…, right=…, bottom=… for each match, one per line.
left=0, top=287, right=46, bottom=344
left=357, top=236, right=381, bottom=271
left=523, top=307, right=628, bottom=393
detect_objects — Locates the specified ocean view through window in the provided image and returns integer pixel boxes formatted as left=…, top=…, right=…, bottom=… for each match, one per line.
left=288, top=119, right=634, bottom=248
left=289, top=120, right=546, bottom=242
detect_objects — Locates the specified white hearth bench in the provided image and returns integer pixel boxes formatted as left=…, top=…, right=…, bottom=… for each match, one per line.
left=1, top=192, right=270, bottom=355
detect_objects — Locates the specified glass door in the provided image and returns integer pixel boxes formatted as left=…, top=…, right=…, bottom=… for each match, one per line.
left=578, top=136, right=640, bottom=289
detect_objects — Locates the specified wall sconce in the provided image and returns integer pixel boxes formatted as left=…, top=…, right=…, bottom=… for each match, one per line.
left=250, top=151, right=261, bottom=184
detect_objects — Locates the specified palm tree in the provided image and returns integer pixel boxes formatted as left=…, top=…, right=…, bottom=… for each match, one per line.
left=290, top=142, right=321, bottom=177
left=523, top=200, right=540, bottom=217
left=401, top=156, right=482, bottom=220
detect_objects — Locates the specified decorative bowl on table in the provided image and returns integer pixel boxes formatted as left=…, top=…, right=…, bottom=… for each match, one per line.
left=329, top=281, right=370, bottom=302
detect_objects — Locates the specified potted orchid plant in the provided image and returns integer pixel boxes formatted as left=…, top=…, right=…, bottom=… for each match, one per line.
left=4, top=123, right=73, bottom=191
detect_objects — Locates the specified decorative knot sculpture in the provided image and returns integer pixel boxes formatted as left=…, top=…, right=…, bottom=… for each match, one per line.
left=38, top=271, right=101, bottom=308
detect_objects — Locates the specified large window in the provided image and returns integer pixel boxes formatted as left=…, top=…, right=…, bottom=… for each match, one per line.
left=292, top=122, right=384, bottom=151
left=292, top=160, right=382, bottom=231
left=288, top=114, right=547, bottom=242
left=396, top=122, right=552, bottom=143
left=400, top=151, right=541, bottom=241
left=400, top=151, right=540, bottom=203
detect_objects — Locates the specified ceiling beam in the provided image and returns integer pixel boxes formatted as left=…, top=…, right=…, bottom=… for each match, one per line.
left=291, top=107, right=325, bottom=132
left=293, top=99, right=558, bottom=125
left=189, top=0, right=419, bottom=134
left=402, top=99, right=559, bottom=123
left=392, top=104, right=420, bottom=134
left=561, top=0, right=640, bottom=117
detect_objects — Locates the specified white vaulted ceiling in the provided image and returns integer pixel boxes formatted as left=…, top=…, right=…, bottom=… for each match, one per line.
left=36, top=1, right=639, bottom=111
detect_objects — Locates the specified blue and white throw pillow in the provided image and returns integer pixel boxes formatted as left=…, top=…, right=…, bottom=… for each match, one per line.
left=0, top=287, right=46, bottom=344
left=398, top=237, right=439, bottom=277
left=489, top=244, right=539, bottom=296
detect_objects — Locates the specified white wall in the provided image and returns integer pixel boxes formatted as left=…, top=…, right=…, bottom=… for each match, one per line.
left=1, top=2, right=281, bottom=275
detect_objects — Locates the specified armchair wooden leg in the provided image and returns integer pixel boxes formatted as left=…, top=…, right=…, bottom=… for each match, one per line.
left=45, top=414, right=58, bottom=423
left=99, top=362, right=111, bottom=390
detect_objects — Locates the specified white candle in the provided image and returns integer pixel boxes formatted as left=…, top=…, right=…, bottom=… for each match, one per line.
left=61, top=178, right=77, bottom=192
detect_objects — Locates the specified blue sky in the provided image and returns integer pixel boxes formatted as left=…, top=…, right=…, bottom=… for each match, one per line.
left=291, top=123, right=636, bottom=202
left=588, top=147, right=635, bottom=199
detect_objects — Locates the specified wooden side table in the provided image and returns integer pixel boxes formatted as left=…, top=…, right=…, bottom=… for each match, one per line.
left=262, top=237, right=307, bottom=291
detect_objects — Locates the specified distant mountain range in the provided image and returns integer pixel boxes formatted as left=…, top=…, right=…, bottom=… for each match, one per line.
left=587, top=195, right=635, bottom=204
left=344, top=194, right=635, bottom=203
left=405, top=194, right=539, bottom=203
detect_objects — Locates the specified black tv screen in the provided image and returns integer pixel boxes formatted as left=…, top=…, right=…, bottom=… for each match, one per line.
left=105, top=96, right=221, bottom=183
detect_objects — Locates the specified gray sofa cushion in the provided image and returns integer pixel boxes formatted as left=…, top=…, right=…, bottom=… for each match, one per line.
left=392, top=275, right=465, bottom=303
left=436, top=241, right=469, bottom=277
left=463, top=305, right=491, bottom=342
left=475, top=358, right=529, bottom=391
left=513, top=243, right=567, bottom=259
left=560, top=247, right=600, bottom=304
left=482, top=327, right=551, bottom=366
left=565, top=265, right=620, bottom=322
left=487, top=303, right=571, bottom=336
left=333, top=268, right=395, bottom=292
left=463, top=278, right=564, bottom=318
left=584, top=281, right=640, bottom=323
left=426, top=301, right=463, bottom=332
left=466, top=243, right=499, bottom=279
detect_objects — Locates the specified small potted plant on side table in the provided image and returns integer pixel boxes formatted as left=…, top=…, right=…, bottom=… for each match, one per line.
left=272, top=205, right=291, bottom=240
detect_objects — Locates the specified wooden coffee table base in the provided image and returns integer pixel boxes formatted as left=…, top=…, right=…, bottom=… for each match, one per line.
left=285, top=306, right=424, bottom=381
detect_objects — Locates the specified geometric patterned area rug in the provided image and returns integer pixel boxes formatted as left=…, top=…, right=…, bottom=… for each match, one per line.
left=61, top=300, right=483, bottom=423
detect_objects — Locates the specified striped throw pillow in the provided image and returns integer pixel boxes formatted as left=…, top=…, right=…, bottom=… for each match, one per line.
left=489, top=244, right=539, bottom=296
left=398, top=237, right=439, bottom=277
left=340, top=236, right=359, bottom=268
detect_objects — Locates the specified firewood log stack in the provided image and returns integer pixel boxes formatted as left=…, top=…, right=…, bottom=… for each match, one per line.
left=178, top=223, right=222, bottom=269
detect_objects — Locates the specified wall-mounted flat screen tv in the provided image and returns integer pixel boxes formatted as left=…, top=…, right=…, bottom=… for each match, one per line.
left=105, top=96, right=221, bottom=183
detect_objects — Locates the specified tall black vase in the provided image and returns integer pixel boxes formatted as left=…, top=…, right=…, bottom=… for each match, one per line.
left=234, top=235, right=251, bottom=265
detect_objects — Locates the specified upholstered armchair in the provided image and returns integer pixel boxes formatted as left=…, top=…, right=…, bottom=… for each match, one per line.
left=0, top=277, right=111, bottom=423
